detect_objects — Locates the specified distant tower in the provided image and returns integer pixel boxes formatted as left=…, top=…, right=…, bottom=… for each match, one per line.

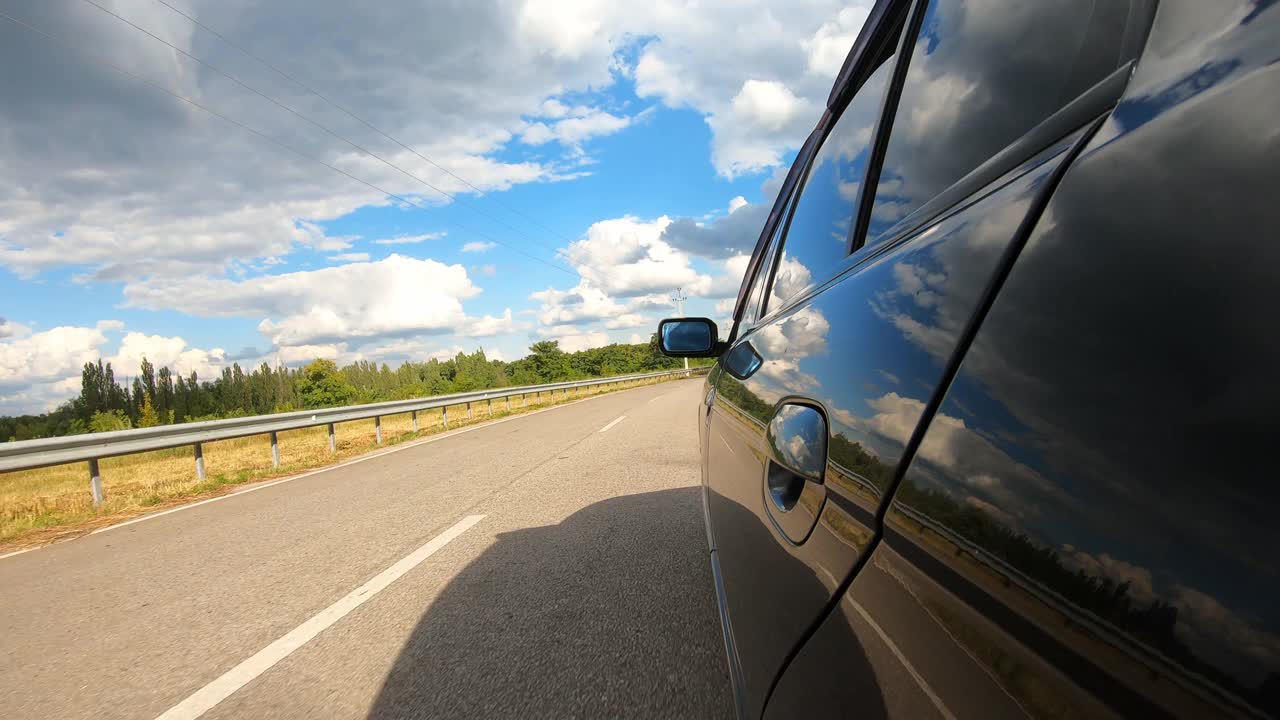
left=672, top=287, right=689, bottom=370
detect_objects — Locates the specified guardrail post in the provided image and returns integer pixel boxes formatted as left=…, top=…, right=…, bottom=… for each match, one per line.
left=506, top=395, right=511, bottom=412
left=466, top=402, right=472, bottom=420
left=487, top=398, right=492, bottom=416
left=328, top=423, right=336, bottom=452
left=194, top=442, right=206, bottom=481
left=270, top=431, right=280, bottom=469
left=375, top=416, right=382, bottom=445
left=442, top=406, right=449, bottom=429
left=88, top=458, right=104, bottom=506
left=411, top=411, right=418, bottom=432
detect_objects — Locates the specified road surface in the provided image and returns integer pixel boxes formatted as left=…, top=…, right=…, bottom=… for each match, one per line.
left=0, top=378, right=733, bottom=720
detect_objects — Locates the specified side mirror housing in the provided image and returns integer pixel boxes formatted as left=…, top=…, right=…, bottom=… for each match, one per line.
left=657, top=317, right=723, bottom=357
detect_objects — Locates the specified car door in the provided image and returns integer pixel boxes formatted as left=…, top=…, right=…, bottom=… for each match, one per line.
left=765, top=0, right=1167, bottom=717
left=703, top=4, right=913, bottom=714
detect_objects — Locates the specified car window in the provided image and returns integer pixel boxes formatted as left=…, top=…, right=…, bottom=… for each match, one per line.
left=740, top=196, right=793, bottom=328
left=865, top=0, right=1133, bottom=243
left=765, top=49, right=899, bottom=313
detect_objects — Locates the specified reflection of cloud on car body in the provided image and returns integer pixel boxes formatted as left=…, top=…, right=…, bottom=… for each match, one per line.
left=748, top=304, right=830, bottom=404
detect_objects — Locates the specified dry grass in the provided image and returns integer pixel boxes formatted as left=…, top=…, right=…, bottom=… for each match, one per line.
left=0, top=377, right=669, bottom=551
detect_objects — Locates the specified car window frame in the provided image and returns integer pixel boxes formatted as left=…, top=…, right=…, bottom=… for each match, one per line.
left=752, top=0, right=1155, bottom=325
left=850, top=0, right=1157, bottom=253
left=739, top=192, right=797, bottom=329
left=725, top=127, right=822, bottom=343
left=753, top=0, right=921, bottom=323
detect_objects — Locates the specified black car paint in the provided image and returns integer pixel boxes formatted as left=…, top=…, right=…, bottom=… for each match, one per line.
left=675, top=0, right=1280, bottom=718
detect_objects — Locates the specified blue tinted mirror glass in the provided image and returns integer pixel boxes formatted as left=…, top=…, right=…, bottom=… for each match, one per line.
left=723, top=340, right=763, bottom=379
left=661, top=320, right=713, bottom=353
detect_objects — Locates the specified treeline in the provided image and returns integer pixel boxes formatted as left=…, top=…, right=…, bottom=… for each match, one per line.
left=2, top=338, right=709, bottom=441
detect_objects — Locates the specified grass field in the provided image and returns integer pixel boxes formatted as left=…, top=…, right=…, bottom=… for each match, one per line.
left=0, top=377, right=671, bottom=551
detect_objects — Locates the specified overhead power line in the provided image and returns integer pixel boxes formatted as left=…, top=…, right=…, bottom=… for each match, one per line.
left=150, top=0, right=579, bottom=249
left=77, top=0, right=581, bottom=272
left=0, top=8, right=578, bottom=278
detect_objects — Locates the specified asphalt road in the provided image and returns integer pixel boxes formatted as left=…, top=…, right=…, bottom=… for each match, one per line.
left=0, top=378, right=733, bottom=720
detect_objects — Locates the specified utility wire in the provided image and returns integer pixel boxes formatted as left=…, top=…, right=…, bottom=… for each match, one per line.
left=150, top=0, right=579, bottom=250
left=77, top=0, right=580, bottom=273
left=0, top=8, right=578, bottom=278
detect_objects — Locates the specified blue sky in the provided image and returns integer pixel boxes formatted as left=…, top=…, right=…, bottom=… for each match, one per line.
left=0, top=0, right=873, bottom=413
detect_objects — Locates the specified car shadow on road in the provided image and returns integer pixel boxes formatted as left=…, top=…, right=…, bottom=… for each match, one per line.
left=367, top=487, right=734, bottom=719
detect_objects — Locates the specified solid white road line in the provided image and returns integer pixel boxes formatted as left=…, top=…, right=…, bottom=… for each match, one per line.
left=0, top=546, right=37, bottom=561
left=598, top=415, right=626, bottom=433
left=153, top=514, right=485, bottom=720
left=850, top=599, right=957, bottom=720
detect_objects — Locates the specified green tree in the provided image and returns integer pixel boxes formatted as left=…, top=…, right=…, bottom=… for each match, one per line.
left=297, top=359, right=357, bottom=408
left=89, top=409, right=132, bottom=433
left=526, top=340, right=574, bottom=381
left=137, top=394, right=160, bottom=428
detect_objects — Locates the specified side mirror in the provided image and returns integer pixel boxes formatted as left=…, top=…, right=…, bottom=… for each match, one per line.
left=658, top=317, right=721, bottom=357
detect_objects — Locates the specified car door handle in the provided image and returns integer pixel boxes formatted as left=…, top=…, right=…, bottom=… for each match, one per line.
left=764, top=402, right=829, bottom=544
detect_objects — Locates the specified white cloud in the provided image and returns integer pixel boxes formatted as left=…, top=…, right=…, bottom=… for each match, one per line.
left=373, top=232, right=446, bottom=245
left=531, top=283, right=629, bottom=325
left=802, top=7, right=870, bottom=77
left=634, top=46, right=695, bottom=106
left=1059, top=546, right=1158, bottom=604
left=754, top=305, right=830, bottom=358
left=522, top=110, right=632, bottom=147
left=731, top=79, right=802, bottom=133
left=628, top=2, right=871, bottom=177
left=1050, top=546, right=1280, bottom=684
left=0, top=377, right=83, bottom=417
left=566, top=215, right=710, bottom=297
left=0, top=321, right=229, bottom=414
left=465, top=309, right=518, bottom=337
left=0, top=0, right=883, bottom=411
left=662, top=194, right=772, bottom=260
left=862, top=391, right=1068, bottom=525
left=471, top=263, right=497, bottom=277
left=767, top=253, right=815, bottom=308
left=517, top=0, right=607, bottom=60
left=538, top=99, right=585, bottom=119
left=106, top=332, right=226, bottom=380
left=461, top=241, right=497, bottom=253
left=706, top=254, right=752, bottom=299
left=0, top=0, right=874, bottom=288
left=0, top=324, right=112, bottom=389
left=123, top=254, right=480, bottom=346
left=0, top=0, right=625, bottom=281
left=1170, top=583, right=1280, bottom=681
left=539, top=327, right=611, bottom=353
left=267, top=343, right=346, bottom=365
left=603, top=313, right=650, bottom=330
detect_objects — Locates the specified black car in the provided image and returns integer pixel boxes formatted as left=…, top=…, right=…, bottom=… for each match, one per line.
left=659, top=0, right=1280, bottom=717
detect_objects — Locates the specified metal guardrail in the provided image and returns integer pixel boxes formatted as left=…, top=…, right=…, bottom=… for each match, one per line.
left=0, top=367, right=708, bottom=504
